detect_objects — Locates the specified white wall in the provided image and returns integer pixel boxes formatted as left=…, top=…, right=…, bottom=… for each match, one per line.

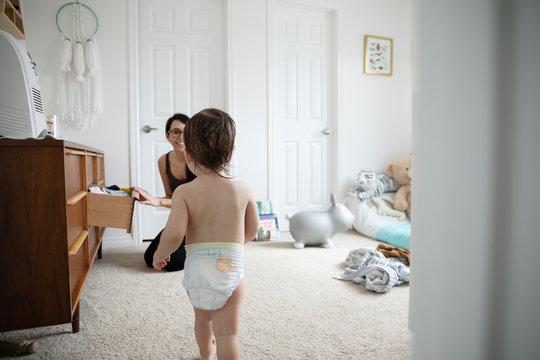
left=336, top=0, right=412, bottom=195
left=230, top=0, right=412, bottom=200
left=411, top=0, right=540, bottom=359
left=227, top=0, right=271, bottom=197
left=22, top=0, right=132, bottom=244
left=20, top=0, right=412, bottom=245
left=22, top=0, right=130, bottom=187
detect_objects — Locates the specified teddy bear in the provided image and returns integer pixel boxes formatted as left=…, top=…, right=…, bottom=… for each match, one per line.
left=385, top=154, right=412, bottom=219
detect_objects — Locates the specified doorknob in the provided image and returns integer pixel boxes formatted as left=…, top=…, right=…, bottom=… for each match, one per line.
left=142, top=125, right=158, bottom=133
left=320, top=128, right=332, bottom=135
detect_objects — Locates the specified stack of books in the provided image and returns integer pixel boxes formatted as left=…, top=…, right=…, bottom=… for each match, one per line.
left=253, top=200, right=279, bottom=241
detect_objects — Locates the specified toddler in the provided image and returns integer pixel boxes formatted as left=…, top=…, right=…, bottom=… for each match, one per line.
left=153, top=108, right=260, bottom=360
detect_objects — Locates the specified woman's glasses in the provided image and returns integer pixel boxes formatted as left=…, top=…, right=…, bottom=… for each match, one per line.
left=167, top=129, right=183, bottom=137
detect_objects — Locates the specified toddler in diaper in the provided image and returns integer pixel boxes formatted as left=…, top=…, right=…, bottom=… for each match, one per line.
left=152, top=108, right=260, bottom=360
left=183, top=242, right=244, bottom=310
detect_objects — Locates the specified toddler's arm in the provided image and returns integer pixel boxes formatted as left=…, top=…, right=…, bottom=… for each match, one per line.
left=153, top=188, right=189, bottom=269
left=244, top=191, right=260, bottom=244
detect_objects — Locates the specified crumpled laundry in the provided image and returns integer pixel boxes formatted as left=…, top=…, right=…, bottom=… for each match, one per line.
left=344, top=248, right=385, bottom=268
left=333, top=248, right=410, bottom=293
left=88, top=185, right=130, bottom=197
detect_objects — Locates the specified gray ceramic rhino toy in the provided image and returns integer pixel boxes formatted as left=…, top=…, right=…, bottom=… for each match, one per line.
left=286, top=193, right=355, bottom=249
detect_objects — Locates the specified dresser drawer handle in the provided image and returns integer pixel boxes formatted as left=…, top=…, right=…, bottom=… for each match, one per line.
left=69, top=230, right=89, bottom=256
left=65, top=148, right=86, bottom=156
left=67, top=191, right=87, bottom=205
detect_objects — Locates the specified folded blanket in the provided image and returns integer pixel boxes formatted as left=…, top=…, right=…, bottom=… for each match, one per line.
left=334, top=249, right=410, bottom=293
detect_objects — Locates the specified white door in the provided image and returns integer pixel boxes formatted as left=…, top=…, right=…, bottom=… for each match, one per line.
left=272, top=6, right=336, bottom=231
left=138, top=0, right=224, bottom=239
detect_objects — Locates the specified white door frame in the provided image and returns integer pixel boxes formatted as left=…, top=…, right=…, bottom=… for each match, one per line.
left=127, top=0, right=234, bottom=245
left=266, top=0, right=342, bottom=219
left=127, top=1, right=141, bottom=245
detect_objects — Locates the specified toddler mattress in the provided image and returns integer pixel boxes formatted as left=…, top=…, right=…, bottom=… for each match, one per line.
left=344, top=193, right=410, bottom=249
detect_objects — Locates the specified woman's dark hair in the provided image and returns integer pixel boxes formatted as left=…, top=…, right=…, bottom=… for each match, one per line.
left=165, top=113, right=189, bottom=132
left=183, top=108, right=236, bottom=176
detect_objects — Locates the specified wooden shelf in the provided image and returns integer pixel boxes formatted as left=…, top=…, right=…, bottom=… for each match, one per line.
left=0, top=0, right=25, bottom=39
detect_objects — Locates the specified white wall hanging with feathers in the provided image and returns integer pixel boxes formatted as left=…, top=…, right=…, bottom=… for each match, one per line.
left=56, top=1, right=102, bottom=129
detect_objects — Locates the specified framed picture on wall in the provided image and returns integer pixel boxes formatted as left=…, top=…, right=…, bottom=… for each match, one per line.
left=364, top=35, right=393, bottom=76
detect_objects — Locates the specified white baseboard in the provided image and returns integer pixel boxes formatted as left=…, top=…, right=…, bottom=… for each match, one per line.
left=101, top=229, right=138, bottom=249
left=102, top=238, right=137, bottom=249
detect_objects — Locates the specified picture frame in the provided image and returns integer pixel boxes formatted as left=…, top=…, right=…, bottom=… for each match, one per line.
left=364, top=35, right=393, bottom=76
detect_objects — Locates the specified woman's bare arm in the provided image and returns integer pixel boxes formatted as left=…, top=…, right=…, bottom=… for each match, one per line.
left=130, top=154, right=172, bottom=208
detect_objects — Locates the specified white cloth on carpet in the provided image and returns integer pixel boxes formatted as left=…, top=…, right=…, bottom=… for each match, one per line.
left=344, top=248, right=385, bottom=269
left=334, top=248, right=410, bottom=293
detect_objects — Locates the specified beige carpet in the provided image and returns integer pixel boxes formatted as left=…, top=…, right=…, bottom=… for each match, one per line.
left=0, top=231, right=411, bottom=360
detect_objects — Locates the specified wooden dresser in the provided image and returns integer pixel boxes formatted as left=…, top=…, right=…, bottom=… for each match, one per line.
left=0, top=138, right=134, bottom=333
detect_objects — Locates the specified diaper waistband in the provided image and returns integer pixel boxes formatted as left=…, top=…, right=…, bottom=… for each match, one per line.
left=186, top=242, right=244, bottom=253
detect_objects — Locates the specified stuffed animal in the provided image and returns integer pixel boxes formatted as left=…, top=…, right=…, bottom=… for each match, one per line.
left=370, top=197, right=407, bottom=221
left=286, top=193, right=354, bottom=249
left=347, top=169, right=405, bottom=220
left=377, top=243, right=410, bottom=264
left=347, top=169, right=400, bottom=202
left=385, top=154, right=412, bottom=219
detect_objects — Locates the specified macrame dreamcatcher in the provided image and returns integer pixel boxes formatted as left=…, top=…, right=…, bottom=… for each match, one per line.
left=56, top=1, right=102, bottom=129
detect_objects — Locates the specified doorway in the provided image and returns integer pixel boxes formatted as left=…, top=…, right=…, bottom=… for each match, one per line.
left=137, top=0, right=225, bottom=240
left=271, top=4, right=337, bottom=230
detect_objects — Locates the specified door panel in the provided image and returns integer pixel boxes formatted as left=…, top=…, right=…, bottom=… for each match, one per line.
left=273, top=6, right=335, bottom=230
left=138, top=0, right=224, bottom=239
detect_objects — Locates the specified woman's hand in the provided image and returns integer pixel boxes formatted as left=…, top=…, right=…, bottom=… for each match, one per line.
left=131, top=186, right=161, bottom=207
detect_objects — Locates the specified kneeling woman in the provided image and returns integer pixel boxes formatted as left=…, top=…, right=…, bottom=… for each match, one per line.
left=132, top=113, right=195, bottom=271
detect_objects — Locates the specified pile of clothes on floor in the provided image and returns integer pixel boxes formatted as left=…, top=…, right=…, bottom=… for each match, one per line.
left=333, top=243, right=410, bottom=293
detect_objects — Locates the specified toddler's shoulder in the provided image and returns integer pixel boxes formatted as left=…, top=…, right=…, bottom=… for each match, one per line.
left=231, top=179, right=252, bottom=192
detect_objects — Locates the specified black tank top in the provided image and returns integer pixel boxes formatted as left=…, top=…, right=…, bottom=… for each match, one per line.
left=166, top=151, right=195, bottom=192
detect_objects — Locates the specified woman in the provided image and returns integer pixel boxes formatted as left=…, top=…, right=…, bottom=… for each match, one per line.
left=132, top=113, right=195, bottom=271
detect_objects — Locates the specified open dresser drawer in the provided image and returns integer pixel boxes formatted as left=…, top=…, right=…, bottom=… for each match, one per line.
left=87, top=193, right=136, bottom=233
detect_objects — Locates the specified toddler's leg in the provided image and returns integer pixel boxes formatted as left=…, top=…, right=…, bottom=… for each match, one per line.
left=193, top=308, right=216, bottom=360
left=212, top=279, right=245, bottom=360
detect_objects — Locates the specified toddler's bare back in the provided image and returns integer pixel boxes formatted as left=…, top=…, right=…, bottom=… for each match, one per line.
left=180, top=174, right=255, bottom=245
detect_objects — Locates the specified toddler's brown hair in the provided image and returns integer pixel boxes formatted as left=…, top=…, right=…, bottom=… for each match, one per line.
left=184, top=108, right=236, bottom=175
